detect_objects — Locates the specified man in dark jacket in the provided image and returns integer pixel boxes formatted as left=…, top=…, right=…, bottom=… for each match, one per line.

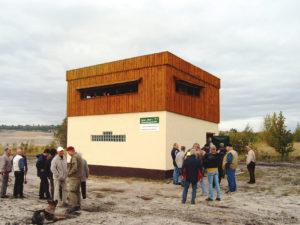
left=171, top=143, right=180, bottom=185
left=182, top=149, right=202, bottom=204
left=217, top=143, right=227, bottom=184
left=203, top=145, right=222, bottom=201
left=45, top=149, right=56, bottom=199
left=36, top=149, right=50, bottom=199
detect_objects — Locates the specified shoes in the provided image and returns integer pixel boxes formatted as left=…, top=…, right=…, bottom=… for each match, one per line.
left=248, top=181, right=255, bottom=184
left=0, top=195, right=9, bottom=198
left=61, top=202, right=69, bottom=207
left=191, top=201, right=195, bottom=205
left=67, top=206, right=81, bottom=214
left=216, top=198, right=221, bottom=201
left=181, top=200, right=186, bottom=204
left=205, top=198, right=213, bottom=201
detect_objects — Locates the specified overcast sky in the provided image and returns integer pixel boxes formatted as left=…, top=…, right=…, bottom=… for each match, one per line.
left=0, top=0, right=299, bottom=131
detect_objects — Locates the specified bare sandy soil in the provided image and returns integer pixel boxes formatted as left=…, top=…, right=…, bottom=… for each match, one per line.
left=0, top=130, right=54, bottom=146
left=0, top=159, right=299, bottom=225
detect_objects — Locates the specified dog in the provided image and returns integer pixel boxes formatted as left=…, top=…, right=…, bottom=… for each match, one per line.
left=31, top=200, right=58, bottom=225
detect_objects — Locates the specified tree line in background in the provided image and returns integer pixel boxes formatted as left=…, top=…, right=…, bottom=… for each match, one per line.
left=1, top=113, right=299, bottom=161
left=221, top=111, right=300, bottom=160
left=0, top=124, right=58, bottom=132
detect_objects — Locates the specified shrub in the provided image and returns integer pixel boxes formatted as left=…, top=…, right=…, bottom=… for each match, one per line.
left=294, top=123, right=300, bottom=142
left=263, top=112, right=294, bottom=160
left=220, top=124, right=258, bottom=153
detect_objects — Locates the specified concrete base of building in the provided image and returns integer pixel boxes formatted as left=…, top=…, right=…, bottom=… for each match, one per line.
left=89, top=165, right=173, bottom=180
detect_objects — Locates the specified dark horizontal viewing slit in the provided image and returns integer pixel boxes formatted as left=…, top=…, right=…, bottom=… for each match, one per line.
left=78, top=78, right=142, bottom=99
left=174, top=78, right=202, bottom=96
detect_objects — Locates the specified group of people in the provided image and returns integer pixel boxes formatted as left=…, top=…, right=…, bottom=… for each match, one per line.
left=171, top=142, right=256, bottom=204
left=0, top=146, right=89, bottom=212
left=0, top=148, right=28, bottom=199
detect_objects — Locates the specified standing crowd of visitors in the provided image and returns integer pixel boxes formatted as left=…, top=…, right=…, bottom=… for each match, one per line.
left=171, top=142, right=256, bottom=204
left=0, top=146, right=89, bottom=213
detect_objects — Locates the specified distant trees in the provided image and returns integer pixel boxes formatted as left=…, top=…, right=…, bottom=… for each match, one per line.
left=54, top=117, right=67, bottom=148
left=294, top=123, right=300, bottom=142
left=263, top=112, right=294, bottom=160
left=219, top=124, right=257, bottom=153
left=0, top=124, right=58, bottom=132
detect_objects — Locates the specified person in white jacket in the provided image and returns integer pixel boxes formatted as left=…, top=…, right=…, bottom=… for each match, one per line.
left=175, top=146, right=185, bottom=185
left=50, top=146, right=67, bottom=206
left=246, top=146, right=256, bottom=184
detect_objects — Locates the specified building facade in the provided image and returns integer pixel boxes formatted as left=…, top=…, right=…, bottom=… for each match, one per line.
left=66, top=51, right=220, bottom=179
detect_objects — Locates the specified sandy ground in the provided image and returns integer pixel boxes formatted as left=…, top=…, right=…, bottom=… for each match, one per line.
left=0, top=160, right=299, bottom=225
left=0, top=130, right=54, bottom=146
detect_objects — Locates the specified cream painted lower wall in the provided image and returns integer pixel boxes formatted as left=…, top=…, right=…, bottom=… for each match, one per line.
left=166, top=112, right=219, bottom=170
left=68, top=111, right=218, bottom=172
left=67, top=112, right=167, bottom=170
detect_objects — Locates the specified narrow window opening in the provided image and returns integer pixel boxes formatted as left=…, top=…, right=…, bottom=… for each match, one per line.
left=78, top=79, right=141, bottom=99
left=174, top=78, right=202, bottom=96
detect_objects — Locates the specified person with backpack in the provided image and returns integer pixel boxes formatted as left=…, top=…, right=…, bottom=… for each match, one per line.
left=181, top=149, right=203, bottom=204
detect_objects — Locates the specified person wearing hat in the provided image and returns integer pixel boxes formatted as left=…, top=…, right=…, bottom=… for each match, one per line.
left=50, top=146, right=67, bottom=206
left=222, top=144, right=238, bottom=193
left=66, top=146, right=83, bottom=212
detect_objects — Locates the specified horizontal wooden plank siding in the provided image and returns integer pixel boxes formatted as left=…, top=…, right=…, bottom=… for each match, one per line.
left=67, top=65, right=167, bottom=117
left=165, top=66, right=220, bottom=123
left=66, top=51, right=220, bottom=123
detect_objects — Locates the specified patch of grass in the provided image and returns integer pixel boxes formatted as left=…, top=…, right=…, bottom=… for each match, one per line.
left=237, top=168, right=264, bottom=180
left=282, top=176, right=293, bottom=184
left=291, top=178, right=300, bottom=185
left=136, top=195, right=153, bottom=201
left=258, top=186, right=273, bottom=193
left=98, top=187, right=125, bottom=193
left=281, top=191, right=290, bottom=196
left=256, top=141, right=300, bottom=162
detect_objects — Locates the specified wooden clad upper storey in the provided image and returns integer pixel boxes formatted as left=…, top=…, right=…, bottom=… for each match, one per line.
left=66, top=51, right=220, bottom=123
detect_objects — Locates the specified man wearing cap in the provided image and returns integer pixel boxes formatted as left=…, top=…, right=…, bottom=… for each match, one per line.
left=222, top=144, right=238, bottom=193
left=0, top=147, right=12, bottom=198
left=50, top=147, right=67, bottom=206
left=66, top=146, right=83, bottom=211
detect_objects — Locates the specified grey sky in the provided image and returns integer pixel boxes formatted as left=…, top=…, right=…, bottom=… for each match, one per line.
left=0, top=0, right=299, bottom=131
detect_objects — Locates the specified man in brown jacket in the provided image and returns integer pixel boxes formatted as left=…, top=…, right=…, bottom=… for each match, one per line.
left=0, top=147, right=12, bottom=198
left=66, top=146, right=82, bottom=211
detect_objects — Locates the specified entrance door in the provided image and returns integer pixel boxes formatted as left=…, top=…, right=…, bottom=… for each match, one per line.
left=206, top=132, right=214, bottom=145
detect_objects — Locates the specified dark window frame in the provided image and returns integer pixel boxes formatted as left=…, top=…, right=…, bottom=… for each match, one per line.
left=78, top=78, right=142, bottom=100
left=174, top=77, right=203, bottom=97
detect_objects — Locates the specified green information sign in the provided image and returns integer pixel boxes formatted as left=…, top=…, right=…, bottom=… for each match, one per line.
left=140, top=117, right=159, bottom=124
